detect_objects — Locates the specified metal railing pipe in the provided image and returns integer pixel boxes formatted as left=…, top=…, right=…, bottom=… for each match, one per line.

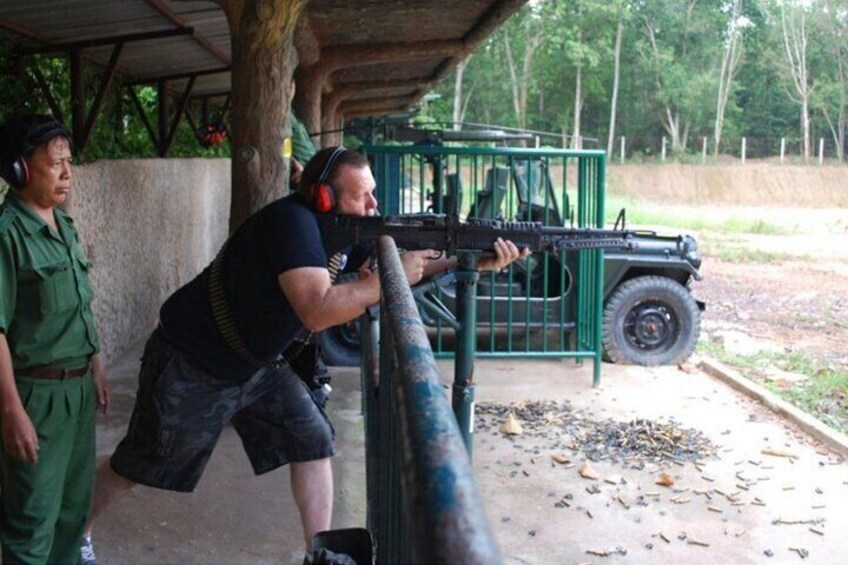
left=373, top=236, right=501, bottom=564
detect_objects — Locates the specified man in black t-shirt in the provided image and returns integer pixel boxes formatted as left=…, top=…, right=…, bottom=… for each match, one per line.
left=80, top=147, right=526, bottom=563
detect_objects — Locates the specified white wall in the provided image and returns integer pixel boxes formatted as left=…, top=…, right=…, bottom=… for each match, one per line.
left=64, top=158, right=231, bottom=363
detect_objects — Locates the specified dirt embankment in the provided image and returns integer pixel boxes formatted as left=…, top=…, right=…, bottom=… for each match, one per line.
left=609, top=161, right=848, bottom=374
left=608, top=162, right=848, bottom=208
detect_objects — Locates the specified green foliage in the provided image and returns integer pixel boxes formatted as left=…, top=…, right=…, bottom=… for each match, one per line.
left=604, top=196, right=795, bottom=235
left=699, top=340, right=848, bottom=433
left=0, top=46, right=44, bottom=123
left=0, top=43, right=229, bottom=161
left=2, top=2, right=847, bottom=162
left=430, top=0, right=847, bottom=160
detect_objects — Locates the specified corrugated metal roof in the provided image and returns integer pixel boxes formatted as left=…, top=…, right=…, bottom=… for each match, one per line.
left=0, top=0, right=525, bottom=115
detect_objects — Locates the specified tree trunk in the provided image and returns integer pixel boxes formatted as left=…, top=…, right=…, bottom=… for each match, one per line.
left=645, top=20, right=687, bottom=154
left=571, top=60, right=583, bottom=150
left=453, top=55, right=471, bottom=130
left=714, top=0, right=743, bottom=158
left=606, top=19, right=623, bottom=158
left=503, top=24, right=542, bottom=130
left=502, top=32, right=522, bottom=127
left=802, top=99, right=810, bottom=162
left=216, top=0, right=308, bottom=233
left=838, top=50, right=846, bottom=161
left=780, top=3, right=811, bottom=163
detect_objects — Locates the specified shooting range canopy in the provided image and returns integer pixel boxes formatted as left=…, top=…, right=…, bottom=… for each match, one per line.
left=0, top=0, right=527, bottom=116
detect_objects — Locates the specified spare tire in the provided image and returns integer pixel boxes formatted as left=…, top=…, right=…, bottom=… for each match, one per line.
left=318, top=321, right=362, bottom=367
left=602, top=275, right=700, bottom=366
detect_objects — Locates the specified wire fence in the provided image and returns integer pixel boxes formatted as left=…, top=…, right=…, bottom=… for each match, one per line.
left=610, top=135, right=847, bottom=165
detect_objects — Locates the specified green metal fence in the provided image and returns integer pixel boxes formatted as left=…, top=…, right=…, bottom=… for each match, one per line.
left=362, top=144, right=607, bottom=383
left=363, top=236, right=502, bottom=564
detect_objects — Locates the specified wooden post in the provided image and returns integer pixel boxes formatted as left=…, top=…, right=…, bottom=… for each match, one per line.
left=69, top=48, right=85, bottom=150
left=741, top=137, right=746, bottom=165
left=294, top=65, right=324, bottom=144
left=157, top=80, right=168, bottom=157
left=780, top=137, right=786, bottom=163
left=702, top=137, right=707, bottom=164
left=620, top=136, right=625, bottom=164
left=217, top=0, right=308, bottom=233
left=661, top=136, right=666, bottom=162
left=819, top=138, right=824, bottom=164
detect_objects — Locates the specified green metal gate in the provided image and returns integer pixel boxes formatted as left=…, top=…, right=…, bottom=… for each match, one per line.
left=362, top=144, right=608, bottom=383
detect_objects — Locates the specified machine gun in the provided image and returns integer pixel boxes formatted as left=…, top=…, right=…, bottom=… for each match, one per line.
left=317, top=213, right=637, bottom=258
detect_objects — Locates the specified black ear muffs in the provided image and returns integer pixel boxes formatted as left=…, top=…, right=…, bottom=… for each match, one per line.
left=9, top=156, right=30, bottom=188
left=3, top=120, right=70, bottom=189
left=310, top=146, right=346, bottom=213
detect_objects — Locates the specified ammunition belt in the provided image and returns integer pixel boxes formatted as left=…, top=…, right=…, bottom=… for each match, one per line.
left=209, top=244, right=344, bottom=369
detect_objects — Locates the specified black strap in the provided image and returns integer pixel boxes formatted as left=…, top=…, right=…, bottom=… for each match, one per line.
left=209, top=245, right=345, bottom=369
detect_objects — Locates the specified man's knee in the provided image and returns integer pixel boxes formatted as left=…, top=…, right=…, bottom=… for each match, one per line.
left=100, top=459, right=138, bottom=493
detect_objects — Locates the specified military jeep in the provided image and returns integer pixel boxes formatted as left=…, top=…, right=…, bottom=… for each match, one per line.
left=319, top=135, right=704, bottom=367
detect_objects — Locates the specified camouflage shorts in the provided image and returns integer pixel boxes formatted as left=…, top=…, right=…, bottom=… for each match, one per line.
left=110, top=327, right=335, bottom=492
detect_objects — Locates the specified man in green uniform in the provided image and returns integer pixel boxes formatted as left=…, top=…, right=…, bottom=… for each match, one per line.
left=287, top=79, right=318, bottom=191
left=0, top=114, right=110, bottom=564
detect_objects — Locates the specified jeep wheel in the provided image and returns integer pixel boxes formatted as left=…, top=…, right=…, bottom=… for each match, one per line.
left=319, top=321, right=362, bottom=367
left=602, top=275, right=700, bottom=366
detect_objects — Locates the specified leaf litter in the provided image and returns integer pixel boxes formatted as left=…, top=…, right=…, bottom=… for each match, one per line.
left=478, top=400, right=717, bottom=466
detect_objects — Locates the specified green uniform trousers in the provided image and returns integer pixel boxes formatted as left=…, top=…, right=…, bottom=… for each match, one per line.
left=0, top=373, right=95, bottom=565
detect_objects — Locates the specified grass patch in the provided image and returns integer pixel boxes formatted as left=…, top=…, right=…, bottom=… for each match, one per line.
left=698, top=339, right=848, bottom=434
left=698, top=239, right=812, bottom=264
left=708, top=244, right=791, bottom=264
left=605, top=196, right=793, bottom=235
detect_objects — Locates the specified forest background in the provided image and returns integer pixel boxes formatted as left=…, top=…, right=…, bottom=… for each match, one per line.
left=422, top=0, right=848, bottom=164
left=0, top=0, right=846, bottom=166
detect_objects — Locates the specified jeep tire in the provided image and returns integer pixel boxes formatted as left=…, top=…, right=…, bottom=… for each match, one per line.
left=602, top=275, right=700, bottom=366
left=318, top=322, right=362, bottom=367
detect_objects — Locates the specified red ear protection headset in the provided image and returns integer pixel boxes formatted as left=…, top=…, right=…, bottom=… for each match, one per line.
left=5, top=121, right=71, bottom=189
left=310, top=146, right=346, bottom=213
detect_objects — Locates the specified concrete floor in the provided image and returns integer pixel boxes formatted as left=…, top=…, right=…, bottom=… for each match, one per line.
left=91, top=340, right=848, bottom=564
left=91, top=338, right=367, bottom=565
left=470, top=359, right=847, bottom=564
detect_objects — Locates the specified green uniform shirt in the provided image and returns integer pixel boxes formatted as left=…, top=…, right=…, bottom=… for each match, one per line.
left=291, top=113, right=317, bottom=164
left=0, top=193, right=99, bottom=370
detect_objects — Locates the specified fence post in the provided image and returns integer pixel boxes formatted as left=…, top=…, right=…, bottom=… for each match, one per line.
left=819, top=138, right=824, bottom=165
left=661, top=136, right=667, bottom=162
left=620, top=136, right=625, bottom=165
left=780, top=137, right=786, bottom=163
left=702, top=137, right=707, bottom=164
left=741, top=137, right=746, bottom=165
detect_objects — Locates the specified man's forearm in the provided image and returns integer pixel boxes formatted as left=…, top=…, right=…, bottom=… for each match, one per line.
left=0, top=334, right=23, bottom=415
left=307, top=273, right=381, bottom=331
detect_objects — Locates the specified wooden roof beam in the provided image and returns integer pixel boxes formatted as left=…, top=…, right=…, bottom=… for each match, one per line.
left=144, top=0, right=231, bottom=64
left=321, top=80, right=427, bottom=142
left=21, top=27, right=194, bottom=54
left=296, top=39, right=461, bottom=136
left=408, top=0, right=527, bottom=104
left=126, top=66, right=231, bottom=85
left=344, top=106, right=408, bottom=120
left=0, top=20, right=57, bottom=45
left=320, top=40, right=461, bottom=74
left=339, top=96, right=413, bottom=117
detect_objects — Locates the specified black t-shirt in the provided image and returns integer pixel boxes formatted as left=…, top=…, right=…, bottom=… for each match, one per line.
left=160, top=194, right=360, bottom=382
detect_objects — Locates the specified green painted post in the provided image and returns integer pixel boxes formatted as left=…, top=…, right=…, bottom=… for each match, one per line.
left=453, top=251, right=479, bottom=456
left=593, top=155, right=607, bottom=387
